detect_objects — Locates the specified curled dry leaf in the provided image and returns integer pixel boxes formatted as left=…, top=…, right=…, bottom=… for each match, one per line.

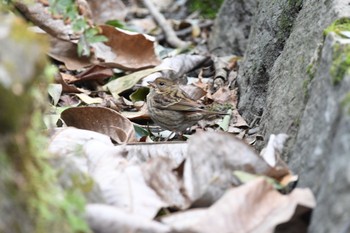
left=161, top=178, right=315, bottom=233
left=96, top=25, right=160, bottom=70
left=56, top=73, right=84, bottom=93
left=260, top=134, right=290, bottom=167
left=141, top=54, right=208, bottom=85
left=86, top=204, right=171, bottom=233
left=61, top=106, right=136, bottom=143
left=184, top=132, right=290, bottom=207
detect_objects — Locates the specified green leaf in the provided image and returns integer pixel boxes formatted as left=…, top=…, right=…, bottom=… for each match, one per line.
left=218, top=109, right=232, bottom=131
left=134, top=124, right=149, bottom=139
left=104, top=67, right=170, bottom=98
left=105, top=19, right=127, bottom=28
left=87, top=35, right=108, bottom=44
left=233, top=171, right=284, bottom=190
left=130, top=87, right=150, bottom=102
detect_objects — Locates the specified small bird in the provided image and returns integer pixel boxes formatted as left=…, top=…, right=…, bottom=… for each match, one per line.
left=147, top=77, right=227, bottom=133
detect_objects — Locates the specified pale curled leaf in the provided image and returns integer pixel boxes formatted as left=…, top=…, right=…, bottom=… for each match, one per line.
left=141, top=54, right=208, bottom=85
left=161, top=178, right=315, bottom=233
left=48, top=83, right=62, bottom=106
left=61, top=106, right=136, bottom=143
left=86, top=204, right=171, bottom=233
left=260, top=134, right=290, bottom=167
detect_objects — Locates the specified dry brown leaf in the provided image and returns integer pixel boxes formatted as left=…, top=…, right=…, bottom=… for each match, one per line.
left=87, top=0, right=128, bottom=24
left=49, top=38, right=95, bottom=70
left=95, top=25, right=160, bottom=70
left=74, top=64, right=114, bottom=83
left=61, top=106, right=136, bottom=143
left=161, top=178, right=315, bottom=233
left=183, top=132, right=290, bottom=206
left=211, top=86, right=237, bottom=105
left=55, top=73, right=83, bottom=93
left=86, top=204, right=171, bottom=233
left=232, top=109, right=249, bottom=128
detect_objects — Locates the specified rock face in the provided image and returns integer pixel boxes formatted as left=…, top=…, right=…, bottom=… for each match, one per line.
left=208, top=0, right=257, bottom=56
left=212, top=0, right=350, bottom=232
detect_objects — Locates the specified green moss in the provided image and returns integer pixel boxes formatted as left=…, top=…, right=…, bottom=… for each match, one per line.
left=187, top=0, right=224, bottom=19
left=330, top=43, right=350, bottom=85
left=324, top=18, right=350, bottom=36
left=341, top=92, right=350, bottom=115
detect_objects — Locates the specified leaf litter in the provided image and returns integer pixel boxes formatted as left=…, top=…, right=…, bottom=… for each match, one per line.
left=14, top=0, right=318, bottom=232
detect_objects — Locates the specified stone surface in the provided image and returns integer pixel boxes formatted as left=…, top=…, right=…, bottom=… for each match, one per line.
left=290, top=33, right=350, bottom=233
left=208, top=0, right=257, bottom=56
left=236, top=0, right=302, bottom=125
left=258, top=0, right=350, bottom=153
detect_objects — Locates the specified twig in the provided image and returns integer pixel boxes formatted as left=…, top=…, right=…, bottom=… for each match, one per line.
left=142, top=0, right=191, bottom=49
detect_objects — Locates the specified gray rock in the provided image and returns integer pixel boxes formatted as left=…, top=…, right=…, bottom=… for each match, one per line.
left=208, top=0, right=257, bottom=56
left=236, top=0, right=302, bottom=125
left=290, top=33, right=350, bottom=233
left=258, top=0, right=350, bottom=153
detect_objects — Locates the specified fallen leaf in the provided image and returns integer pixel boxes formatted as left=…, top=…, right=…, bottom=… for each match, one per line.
left=141, top=54, right=208, bottom=85
left=105, top=67, right=168, bottom=98
left=75, top=93, right=103, bottom=104
left=94, top=25, right=160, bottom=70
left=87, top=0, right=128, bottom=24
left=48, top=83, right=62, bottom=106
left=74, top=64, right=114, bottom=83
left=130, top=87, right=150, bottom=102
left=183, top=132, right=290, bottom=206
left=56, top=73, right=84, bottom=93
left=260, top=134, right=290, bottom=167
left=86, top=204, right=171, bottom=233
left=49, top=38, right=94, bottom=70
left=61, top=106, right=136, bottom=143
left=161, top=178, right=315, bottom=233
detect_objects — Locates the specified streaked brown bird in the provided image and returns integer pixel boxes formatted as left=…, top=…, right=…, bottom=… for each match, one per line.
left=147, top=77, right=227, bottom=133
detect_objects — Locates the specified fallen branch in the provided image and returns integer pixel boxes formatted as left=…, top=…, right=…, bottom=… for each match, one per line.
left=142, top=0, right=191, bottom=49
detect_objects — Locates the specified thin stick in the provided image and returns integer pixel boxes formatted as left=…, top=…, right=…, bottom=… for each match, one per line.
left=142, top=0, right=191, bottom=49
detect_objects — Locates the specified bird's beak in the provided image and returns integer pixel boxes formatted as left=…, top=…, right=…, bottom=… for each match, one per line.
left=147, top=80, right=156, bottom=88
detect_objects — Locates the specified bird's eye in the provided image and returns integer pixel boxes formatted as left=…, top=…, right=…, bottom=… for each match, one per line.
left=159, top=82, right=165, bottom=86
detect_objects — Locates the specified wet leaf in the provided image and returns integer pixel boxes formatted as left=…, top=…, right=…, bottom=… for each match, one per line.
left=61, top=106, right=136, bottom=143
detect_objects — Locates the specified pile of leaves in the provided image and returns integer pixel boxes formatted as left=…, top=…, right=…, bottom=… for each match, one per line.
left=11, top=0, right=315, bottom=232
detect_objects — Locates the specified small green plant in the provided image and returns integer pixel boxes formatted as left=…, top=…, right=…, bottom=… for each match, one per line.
left=324, top=18, right=350, bottom=36
left=49, top=0, right=107, bottom=56
left=187, top=0, right=224, bottom=19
